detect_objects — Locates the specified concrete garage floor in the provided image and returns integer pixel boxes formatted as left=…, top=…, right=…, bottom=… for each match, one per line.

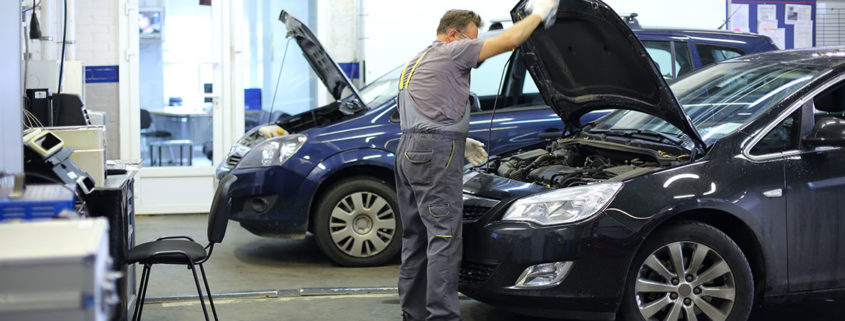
left=135, top=214, right=844, bottom=321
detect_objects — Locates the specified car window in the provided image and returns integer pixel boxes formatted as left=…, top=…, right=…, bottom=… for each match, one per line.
left=696, top=44, right=744, bottom=67
left=523, top=70, right=539, bottom=94
left=510, top=68, right=547, bottom=108
left=750, top=109, right=800, bottom=155
left=470, top=53, right=511, bottom=97
left=358, top=65, right=403, bottom=108
left=642, top=41, right=694, bottom=79
left=812, top=82, right=845, bottom=122
left=593, top=62, right=821, bottom=146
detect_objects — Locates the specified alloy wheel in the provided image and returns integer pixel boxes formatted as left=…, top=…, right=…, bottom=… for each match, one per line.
left=328, top=191, right=397, bottom=258
left=635, top=241, right=736, bottom=321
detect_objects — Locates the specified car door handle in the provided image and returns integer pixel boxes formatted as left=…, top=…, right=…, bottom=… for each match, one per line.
left=763, top=189, right=783, bottom=198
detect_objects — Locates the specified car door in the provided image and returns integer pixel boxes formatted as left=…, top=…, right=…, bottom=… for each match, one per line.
left=784, top=79, right=845, bottom=292
left=742, top=107, right=798, bottom=295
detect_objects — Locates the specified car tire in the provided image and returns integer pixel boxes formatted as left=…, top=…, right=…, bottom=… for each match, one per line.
left=313, top=177, right=402, bottom=267
left=621, top=221, right=753, bottom=321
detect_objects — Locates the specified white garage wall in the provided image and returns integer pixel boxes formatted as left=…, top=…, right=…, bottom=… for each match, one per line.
left=602, top=0, right=727, bottom=30
left=362, top=0, right=727, bottom=82
left=362, top=0, right=516, bottom=82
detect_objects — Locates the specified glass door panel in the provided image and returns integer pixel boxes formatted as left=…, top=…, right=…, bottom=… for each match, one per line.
left=139, top=1, right=216, bottom=168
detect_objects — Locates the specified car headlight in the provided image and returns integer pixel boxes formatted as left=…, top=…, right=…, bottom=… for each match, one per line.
left=502, top=182, right=622, bottom=225
left=225, top=127, right=263, bottom=161
left=236, top=134, right=307, bottom=168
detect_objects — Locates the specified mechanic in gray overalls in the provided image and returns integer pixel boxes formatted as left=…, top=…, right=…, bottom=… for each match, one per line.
left=394, top=2, right=559, bottom=320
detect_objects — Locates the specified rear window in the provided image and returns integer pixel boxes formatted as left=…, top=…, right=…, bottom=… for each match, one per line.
left=642, top=40, right=694, bottom=79
left=696, top=44, right=744, bottom=66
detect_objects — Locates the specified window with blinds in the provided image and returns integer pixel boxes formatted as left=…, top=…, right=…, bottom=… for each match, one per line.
left=817, top=1, right=845, bottom=46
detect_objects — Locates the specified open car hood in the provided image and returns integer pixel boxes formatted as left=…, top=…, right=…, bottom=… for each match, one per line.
left=279, top=10, right=362, bottom=102
left=511, top=0, right=705, bottom=149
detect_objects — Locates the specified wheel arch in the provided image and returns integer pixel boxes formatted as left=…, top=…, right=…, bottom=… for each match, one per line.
left=644, top=209, right=768, bottom=301
left=306, top=163, right=396, bottom=233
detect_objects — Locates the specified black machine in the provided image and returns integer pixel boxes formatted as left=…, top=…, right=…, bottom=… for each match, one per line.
left=24, top=90, right=90, bottom=127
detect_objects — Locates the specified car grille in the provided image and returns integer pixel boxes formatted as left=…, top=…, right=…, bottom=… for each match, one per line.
left=463, top=205, right=492, bottom=222
left=459, top=260, right=498, bottom=287
left=226, top=154, right=242, bottom=167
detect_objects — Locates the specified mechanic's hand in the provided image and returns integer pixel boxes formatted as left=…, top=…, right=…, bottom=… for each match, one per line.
left=258, top=125, right=288, bottom=138
left=465, top=138, right=488, bottom=167
left=528, top=0, right=559, bottom=28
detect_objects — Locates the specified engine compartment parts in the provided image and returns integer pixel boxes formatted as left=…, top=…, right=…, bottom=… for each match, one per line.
left=485, top=139, right=686, bottom=188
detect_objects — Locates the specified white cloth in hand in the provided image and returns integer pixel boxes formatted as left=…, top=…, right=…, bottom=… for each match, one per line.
left=258, top=125, right=288, bottom=138
left=465, top=138, right=488, bottom=166
left=528, top=0, right=559, bottom=28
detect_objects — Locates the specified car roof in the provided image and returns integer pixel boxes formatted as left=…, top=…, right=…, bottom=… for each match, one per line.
left=483, top=27, right=770, bottom=41
left=728, top=47, right=845, bottom=68
left=632, top=27, right=769, bottom=39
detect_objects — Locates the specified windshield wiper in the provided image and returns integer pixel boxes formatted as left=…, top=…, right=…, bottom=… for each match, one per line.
left=589, top=128, right=684, bottom=146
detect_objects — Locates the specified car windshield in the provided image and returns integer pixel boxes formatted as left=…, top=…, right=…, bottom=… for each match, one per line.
left=592, top=61, right=821, bottom=145
left=356, top=65, right=403, bottom=108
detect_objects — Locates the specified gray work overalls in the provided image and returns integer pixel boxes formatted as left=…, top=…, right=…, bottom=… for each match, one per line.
left=394, top=50, right=471, bottom=321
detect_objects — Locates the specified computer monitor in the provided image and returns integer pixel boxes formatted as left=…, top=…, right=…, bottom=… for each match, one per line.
left=24, top=91, right=89, bottom=127
left=53, top=93, right=89, bottom=126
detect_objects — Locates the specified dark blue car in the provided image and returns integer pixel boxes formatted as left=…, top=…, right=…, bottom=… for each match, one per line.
left=215, top=11, right=776, bottom=266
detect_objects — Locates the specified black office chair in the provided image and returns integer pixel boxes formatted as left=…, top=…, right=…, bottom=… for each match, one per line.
left=128, top=175, right=237, bottom=321
left=140, top=109, right=173, bottom=139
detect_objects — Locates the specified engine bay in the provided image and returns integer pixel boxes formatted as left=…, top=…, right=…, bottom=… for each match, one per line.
left=277, top=99, right=364, bottom=133
left=237, top=99, right=365, bottom=150
left=482, top=138, right=688, bottom=188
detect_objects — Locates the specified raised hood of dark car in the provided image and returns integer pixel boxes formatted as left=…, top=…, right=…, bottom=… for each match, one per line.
left=511, top=0, right=705, bottom=149
left=279, top=10, right=362, bottom=102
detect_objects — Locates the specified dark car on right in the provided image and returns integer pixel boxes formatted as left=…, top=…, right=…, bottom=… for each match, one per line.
left=458, top=1, right=845, bottom=320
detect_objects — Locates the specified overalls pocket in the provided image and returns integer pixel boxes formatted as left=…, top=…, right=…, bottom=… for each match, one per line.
left=403, top=150, right=434, bottom=185
left=426, top=203, right=454, bottom=238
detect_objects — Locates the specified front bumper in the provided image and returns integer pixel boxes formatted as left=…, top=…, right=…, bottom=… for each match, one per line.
left=459, top=207, right=640, bottom=320
left=221, top=165, right=314, bottom=238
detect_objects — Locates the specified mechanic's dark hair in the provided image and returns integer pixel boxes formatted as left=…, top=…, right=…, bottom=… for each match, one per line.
left=437, top=9, right=483, bottom=35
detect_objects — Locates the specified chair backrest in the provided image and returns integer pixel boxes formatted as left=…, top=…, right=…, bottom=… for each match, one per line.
left=208, top=175, right=237, bottom=244
left=140, top=109, right=152, bottom=130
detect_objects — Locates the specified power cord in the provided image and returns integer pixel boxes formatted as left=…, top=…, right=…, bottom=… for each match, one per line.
left=23, top=0, right=43, bottom=94
left=21, top=0, right=41, bottom=13
left=55, top=0, right=68, bottom=124
left=484, top=53, right=516, bottom=168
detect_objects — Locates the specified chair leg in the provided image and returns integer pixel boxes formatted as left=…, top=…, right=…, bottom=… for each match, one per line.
left=199, top=264, right=219, bottom=321
left=133, top=264, right=152, bottom=321
left=188, top=264, right=211, bottom=321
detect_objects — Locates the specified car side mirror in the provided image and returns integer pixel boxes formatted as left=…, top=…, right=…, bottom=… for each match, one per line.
left=469, top=92, right=481, bottom=113
left=803, top=117, right=845, bottom=148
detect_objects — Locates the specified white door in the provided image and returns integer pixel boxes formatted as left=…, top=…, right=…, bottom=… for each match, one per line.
left=123, top=0, right=242, bottom=214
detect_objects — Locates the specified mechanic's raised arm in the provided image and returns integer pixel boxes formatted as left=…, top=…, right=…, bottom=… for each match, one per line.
left=478, top=0, right=558, bottom=63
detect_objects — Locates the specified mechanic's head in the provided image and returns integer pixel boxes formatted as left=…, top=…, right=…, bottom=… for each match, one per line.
left=437, top=9, right=482, bottom=43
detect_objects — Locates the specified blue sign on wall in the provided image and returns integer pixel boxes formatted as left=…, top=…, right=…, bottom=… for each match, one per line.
left=338, top=62, right=360, bottom=80
left=85, top=65, right=119, bottom=83
left=244, top=88, right=262, bottom=111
